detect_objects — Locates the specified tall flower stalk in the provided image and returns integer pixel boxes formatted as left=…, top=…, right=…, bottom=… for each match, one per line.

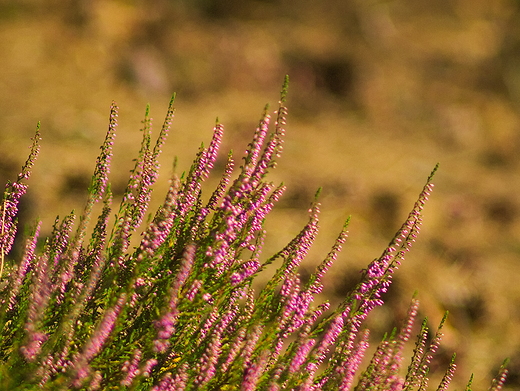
left=0, top=78, right=509, bottom=390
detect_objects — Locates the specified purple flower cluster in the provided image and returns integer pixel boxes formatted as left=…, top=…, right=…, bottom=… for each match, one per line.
left=71, top=293, right=127, bottom=387
left=89, top=102, right=117, bottom=203
left=0, top=126, right=40, bottom=277
left=153, top=244, right=195, bottom=353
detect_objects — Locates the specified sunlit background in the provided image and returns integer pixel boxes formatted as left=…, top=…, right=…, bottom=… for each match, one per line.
left=1, top=1, right=520, bottom=388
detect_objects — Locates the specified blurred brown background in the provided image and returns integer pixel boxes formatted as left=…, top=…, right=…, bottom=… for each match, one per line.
left=1, top=0, right=520, bottom=388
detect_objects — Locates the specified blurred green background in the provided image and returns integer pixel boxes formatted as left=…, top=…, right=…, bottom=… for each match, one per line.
left=1, top=0, right=520, bottom=388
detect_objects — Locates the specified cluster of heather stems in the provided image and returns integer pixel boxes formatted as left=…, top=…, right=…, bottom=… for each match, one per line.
left=0, top=79, right=509, bottom=390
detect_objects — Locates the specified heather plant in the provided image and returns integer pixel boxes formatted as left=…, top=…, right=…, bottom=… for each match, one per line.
left=0, top=78, right=509, bottom=390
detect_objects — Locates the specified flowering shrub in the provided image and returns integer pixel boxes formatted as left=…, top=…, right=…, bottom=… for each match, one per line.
left=0, top=78, right=509, bottom=390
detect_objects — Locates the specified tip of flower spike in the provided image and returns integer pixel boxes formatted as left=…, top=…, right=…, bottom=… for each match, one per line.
left=18, top=123, right=42, bottom=181
left=280, top=75, right=289, bottom=103
left=490, top=359, right=509, bottom=390
left=314, top=187, right=322, bottom=200
left=440, top=310, right=449, bottom=326
left=465, top=373, right=474, bottom=390
left=428, top=163, right=440, bottom=182
left=343, top=215, right=351, bottom=229
left=33, top=122, right=42, bottom=143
